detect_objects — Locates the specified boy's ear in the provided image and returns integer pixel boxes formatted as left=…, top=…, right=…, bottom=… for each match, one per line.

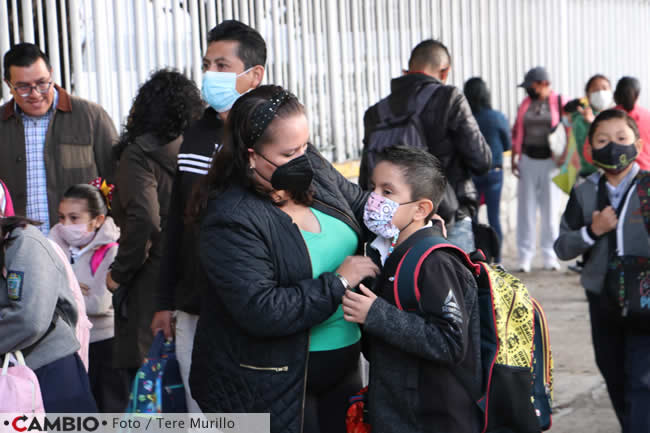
left=415, top=199, right=434, bottom=221
left=636, top=138, right=644, bottom=153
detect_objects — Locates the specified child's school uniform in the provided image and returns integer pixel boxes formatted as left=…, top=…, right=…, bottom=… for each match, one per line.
left=555, top=163, right=650, bottom=431
left=49, top=217, right=130, bottom=412
left=363, top=221, right=482, bottom=433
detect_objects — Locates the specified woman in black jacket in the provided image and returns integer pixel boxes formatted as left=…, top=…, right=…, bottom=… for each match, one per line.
left=188, top=85, right=378, bottom=433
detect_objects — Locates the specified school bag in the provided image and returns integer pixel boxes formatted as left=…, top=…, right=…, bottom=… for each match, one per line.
left=394, top=236, right=553, bottom=433
left=601, top=171, right=650, bottom=329
left=0, top=351, right=45, bottom=413
left=0, top=179, right=15, bottom=217
left=362, top=83, right=440, bottom=177
left=125, top=331, right=187, bottom=413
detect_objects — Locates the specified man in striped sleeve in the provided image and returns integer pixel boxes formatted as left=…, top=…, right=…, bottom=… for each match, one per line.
left=150, top=20, right=267, bottom=413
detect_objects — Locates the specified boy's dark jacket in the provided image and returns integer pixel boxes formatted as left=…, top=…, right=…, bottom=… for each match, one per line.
left=364, top=223, right=482, bottom=433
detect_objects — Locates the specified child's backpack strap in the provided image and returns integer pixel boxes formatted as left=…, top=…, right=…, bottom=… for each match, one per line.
left=90, top=242, right=118, bottom=276
left=394, top=236, right=481, bottom=312
left=637, top=170, right=650, bottom=234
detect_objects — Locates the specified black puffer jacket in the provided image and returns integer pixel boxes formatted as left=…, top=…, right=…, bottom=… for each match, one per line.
left=364, top=224, right=482, bottom=433
left=189, top=146, right=369, bottom=433
left=360, top=74, right=492, bottom=220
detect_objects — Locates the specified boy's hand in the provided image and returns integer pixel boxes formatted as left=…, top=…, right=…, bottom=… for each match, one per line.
left=591, top=207, right=618, bottom=236
left=342, top=284, right=377, bottom=324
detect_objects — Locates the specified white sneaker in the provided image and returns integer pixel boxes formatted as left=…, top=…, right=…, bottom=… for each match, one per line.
left=544, top=260, right=561, bottom=271
left=518, top=262, right=531, bottom=273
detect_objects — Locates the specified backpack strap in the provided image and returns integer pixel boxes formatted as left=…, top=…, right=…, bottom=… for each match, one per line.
left=90, top=242, right=118, bottom=276
left=394, top=235, right=480, bottom=312
left=636, top=170, right=650, bottom=234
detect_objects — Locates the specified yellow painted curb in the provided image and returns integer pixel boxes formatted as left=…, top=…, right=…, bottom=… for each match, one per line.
left=332, top=160, right=360, bottom=179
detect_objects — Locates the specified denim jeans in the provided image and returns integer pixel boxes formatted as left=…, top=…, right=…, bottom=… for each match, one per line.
left=473, top=169, right=504, bottom=262
left=447, top=217, right=475, bottom=254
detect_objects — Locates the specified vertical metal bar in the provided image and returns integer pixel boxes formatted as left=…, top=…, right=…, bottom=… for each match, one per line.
left=364, top=0, right=377, bottom=105
left=386, top=0, right=397, bottom=79
left=172, top=0, right=182, bottom=69
left=92, top=0, right=108, bottom=108
left=36, top=0, right=45, bottom=49
left=272, top=0, right=282, bottom=84
left=200, top=0, right=207, bottom=53
left=375, top=0, right=388, bottom=96
left=224, top=0, right=233, bottom=19
left=114, top=0, right=129, bottom=126
left=313, top=0, right=328, bottom=154
left=68, top=0, right=84, bottom=95
left=207, top=0, right=217, bottom=29
left=0, top=0, right=10, bottom=99
left=398, top=0, right=408, bottom=71
left=45, top=0, right=61, bottom=84
left=58, top=0, right=71, bottom=91
left=408, top=0, right=417, bottom=48
left=153, top=0, right=164, bottom=67
left=351, top=0, right=363, bottom=158
left=11, top=0, right=19, bottom=42
left=21, top=0, right=35, bottom=42
left=299, top=0, right=311, bottom=113
left=240, top=0, right=250, bottom=24
left=134, top=0, right=147, bottom=83
left=286, top=0, right=297, bottom=92
left=338, top=0, right=353, bottom=158
left=190, top=0, right=202, bottom=82
left=326, top=0, right=343, bottom=161
left=256, top=0, right=265, bottom=82
left=233, top=0, right=240, bottom=19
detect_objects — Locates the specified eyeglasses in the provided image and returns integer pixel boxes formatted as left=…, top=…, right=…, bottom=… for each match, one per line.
left=9, top=80, right=53, bottom=98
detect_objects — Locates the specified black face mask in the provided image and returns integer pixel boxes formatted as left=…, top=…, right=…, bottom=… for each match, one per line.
left=592, top=141, right=638, bottom=173
left=526, top=87, right=540, bottom=100
left=255, top=152, right=314, bottom=193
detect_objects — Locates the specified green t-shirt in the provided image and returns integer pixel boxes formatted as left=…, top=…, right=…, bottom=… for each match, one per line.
left=301, top=208, right=360, bottom=351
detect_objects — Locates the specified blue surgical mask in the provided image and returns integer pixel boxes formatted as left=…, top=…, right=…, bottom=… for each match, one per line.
left=201, top=68, right=253, bottom=113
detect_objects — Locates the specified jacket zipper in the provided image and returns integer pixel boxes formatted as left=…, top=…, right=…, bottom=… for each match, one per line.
left=239, top=363, right=289, bottom=373
left=296, top=228, right=313, bottom=433
left=312, top=198, right=361, bottom=235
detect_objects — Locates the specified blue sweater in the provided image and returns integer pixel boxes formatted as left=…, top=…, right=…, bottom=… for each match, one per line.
left=473, top=108, right=511, bottom=168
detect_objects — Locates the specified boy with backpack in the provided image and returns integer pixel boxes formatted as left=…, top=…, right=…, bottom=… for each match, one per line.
left=343, top=146, right=482, bottom=433
left=554, top=109, right=650, bottom=432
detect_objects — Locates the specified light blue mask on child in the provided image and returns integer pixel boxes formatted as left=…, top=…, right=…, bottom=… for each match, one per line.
left=201, top=68, right=253, bottom=113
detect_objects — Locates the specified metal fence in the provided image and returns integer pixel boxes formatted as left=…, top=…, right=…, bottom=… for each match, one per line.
left=2, top=0, right=650, bottom=162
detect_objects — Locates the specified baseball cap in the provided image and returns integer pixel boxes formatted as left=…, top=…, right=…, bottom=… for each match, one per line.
left=519, top=67, right=550, bottom=88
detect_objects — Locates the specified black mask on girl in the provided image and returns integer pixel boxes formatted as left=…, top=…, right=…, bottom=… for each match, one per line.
left=592, top=141, right=638, bottom=173
left=526, top=87, right=540, bottom=100
left=255, top=152, right=314, bottom=193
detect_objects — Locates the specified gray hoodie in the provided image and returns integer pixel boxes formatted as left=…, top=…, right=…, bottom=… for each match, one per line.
left=0, top=225, right=79, bottom=370
left=554, top=165, right=650, bottom=294
left=49, top=217, right=120, bottom=343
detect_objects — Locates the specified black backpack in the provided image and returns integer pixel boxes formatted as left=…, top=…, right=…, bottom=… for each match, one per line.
left=362, top=83, right=440, bottom=177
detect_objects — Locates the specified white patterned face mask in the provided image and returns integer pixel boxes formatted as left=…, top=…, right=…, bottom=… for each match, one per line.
left=363, top=192, right=400, bottom=239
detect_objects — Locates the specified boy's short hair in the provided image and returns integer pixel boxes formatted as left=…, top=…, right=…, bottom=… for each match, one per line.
left=207, top=20, right=267, bottom=69
left=375, top=146, right=447, bottom=217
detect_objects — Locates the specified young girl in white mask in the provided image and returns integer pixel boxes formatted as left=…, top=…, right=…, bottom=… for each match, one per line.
left=49, top=180, right=129, bottom=413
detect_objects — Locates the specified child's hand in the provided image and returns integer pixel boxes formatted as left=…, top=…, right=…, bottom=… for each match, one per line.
left=342, top=284, right=377, bottom=324
left=591, top=206, right=618, bottom=236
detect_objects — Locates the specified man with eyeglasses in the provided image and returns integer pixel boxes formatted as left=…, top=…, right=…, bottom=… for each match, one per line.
left=0, top=43, right=117, bottom=234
